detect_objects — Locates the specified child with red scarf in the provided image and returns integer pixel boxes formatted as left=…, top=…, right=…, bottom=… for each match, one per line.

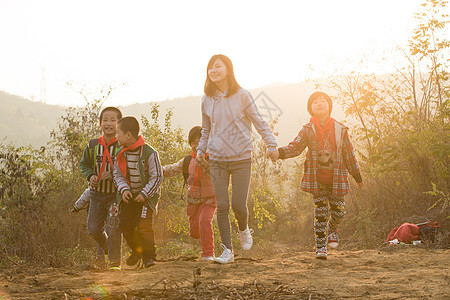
left=163, top=126, right=216, bottom=261
left=113, top=116, right=163, bottom=268
left=276, top=91, right=363, bottom=259
left=79, top=107, right=123, bottom=269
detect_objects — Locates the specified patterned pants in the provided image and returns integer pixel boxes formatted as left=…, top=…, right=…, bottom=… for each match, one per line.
left=313, top=185, right=346, bottom=249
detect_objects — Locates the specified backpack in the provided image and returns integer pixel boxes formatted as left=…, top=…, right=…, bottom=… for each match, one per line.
left=88, top=138, right=99, bottom=167
left=386, top=223, right=420, bottom=244
left=182, top=154, right=192, bottom=184
left=386, top=221, right=440, bottom=244
left=417, top=221, right=440, bottom=243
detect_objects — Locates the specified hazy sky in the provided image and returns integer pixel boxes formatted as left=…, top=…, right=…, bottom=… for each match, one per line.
left=0, top=0, right=424, bottom=106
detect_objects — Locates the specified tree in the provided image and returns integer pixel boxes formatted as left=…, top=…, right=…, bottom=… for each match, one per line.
left=320, top=0, right=449, bottom=217
left=140, top=104, right=191, bottom=239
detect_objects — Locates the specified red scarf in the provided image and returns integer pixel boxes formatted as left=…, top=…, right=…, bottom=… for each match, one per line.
left=116, top=135, right=146, bottom=183
left=190, top=151, right=209, bottom=193
left=97, top=136, right=117, bottom=182
left=311, top=116, right=336, bottom=152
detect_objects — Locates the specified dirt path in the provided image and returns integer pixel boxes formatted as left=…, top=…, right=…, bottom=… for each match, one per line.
left=0, top=248, right=448, bottom=299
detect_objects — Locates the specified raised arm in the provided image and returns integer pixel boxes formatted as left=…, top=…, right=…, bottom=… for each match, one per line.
left=278, top=125, right=309, bottom=159
left=162, top=157, right=184, bottom=178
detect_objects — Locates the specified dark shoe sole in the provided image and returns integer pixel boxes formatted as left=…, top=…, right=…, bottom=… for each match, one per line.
left=144, top=262, right=156, bottom=268
left=143, top=259, right=156, bottom=268
left=126, top=254, right=141, bottom=266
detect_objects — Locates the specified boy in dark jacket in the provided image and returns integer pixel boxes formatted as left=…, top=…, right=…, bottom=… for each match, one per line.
left=79, top=107, right=123, bottom=269
left=114, top=116, right=163, bottom=268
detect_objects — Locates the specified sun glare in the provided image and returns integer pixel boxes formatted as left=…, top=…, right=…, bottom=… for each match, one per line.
left=0, top=0, right=423, bottom=106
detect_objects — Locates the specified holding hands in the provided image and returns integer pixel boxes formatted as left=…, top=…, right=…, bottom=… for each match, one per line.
left=266, top=149, right=279, bottom=162
left=196, top=154, right=210, bottom=171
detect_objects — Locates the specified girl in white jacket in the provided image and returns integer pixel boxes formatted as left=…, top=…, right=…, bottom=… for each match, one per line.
left=196, top=54, right=278, bottom=263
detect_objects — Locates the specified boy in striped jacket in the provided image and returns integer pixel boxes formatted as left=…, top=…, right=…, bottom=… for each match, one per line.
left=276, top=91, right=363, bottom=259
left=114, top=116, right=163, bottom=268
left=79, top=107, right=123, bottom=269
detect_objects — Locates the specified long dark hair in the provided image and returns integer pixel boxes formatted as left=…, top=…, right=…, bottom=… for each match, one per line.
left=204, top=54, right=241, bottom=97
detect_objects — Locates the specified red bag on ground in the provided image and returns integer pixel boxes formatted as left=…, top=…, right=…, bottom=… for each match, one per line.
left=386, top=222, right=420, bottom=244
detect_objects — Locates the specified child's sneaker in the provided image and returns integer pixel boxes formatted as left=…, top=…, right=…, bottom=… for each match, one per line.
left=108, top=262, right=121, bottom=271
left=214, top=244, right=234, bottom=264
left=238, top=227, right=254, bottom=250
left=315, top=247, right=327, bottom=260
left=201, top=256, right=215, bottom=262
left=327, top=230, right=339, bottom=249
left=126, top=251, right=141, bottom=266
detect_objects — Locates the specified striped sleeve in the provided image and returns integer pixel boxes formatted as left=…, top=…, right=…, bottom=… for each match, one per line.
left=113, top=159, right=130, bottom=195
left=73, top=188, right=90, bottom=210
left=278, top=125, right=309, bottom=159
left=141, top=151, right=163, bottom=199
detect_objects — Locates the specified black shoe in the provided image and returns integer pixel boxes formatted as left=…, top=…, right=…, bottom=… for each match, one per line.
left=143, top=258, right=156, bottom=268
left=126, top=252, right=141, bottom=266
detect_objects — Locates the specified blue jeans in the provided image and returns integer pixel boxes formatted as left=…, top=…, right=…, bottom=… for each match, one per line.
left=87, top=191, right=122, bottom=264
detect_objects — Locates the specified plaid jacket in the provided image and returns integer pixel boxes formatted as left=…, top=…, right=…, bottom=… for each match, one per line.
left=278, top=120, right=362, bottom=196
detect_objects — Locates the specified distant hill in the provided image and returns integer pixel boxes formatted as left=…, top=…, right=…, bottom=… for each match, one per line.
left=0, top=91, right=65, bottom=147
left=0, top=81, right=346, bottom=147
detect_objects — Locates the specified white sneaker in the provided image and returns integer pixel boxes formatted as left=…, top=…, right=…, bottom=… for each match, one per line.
left=201, top=256, right=215, bottom=262
left=214, top=244, right=234, bottom=264
left=315, top=247, right=328, bottom=260
left=327, top=230, right=339, bottom=249
left=238, top=227, right=254, bottom=250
